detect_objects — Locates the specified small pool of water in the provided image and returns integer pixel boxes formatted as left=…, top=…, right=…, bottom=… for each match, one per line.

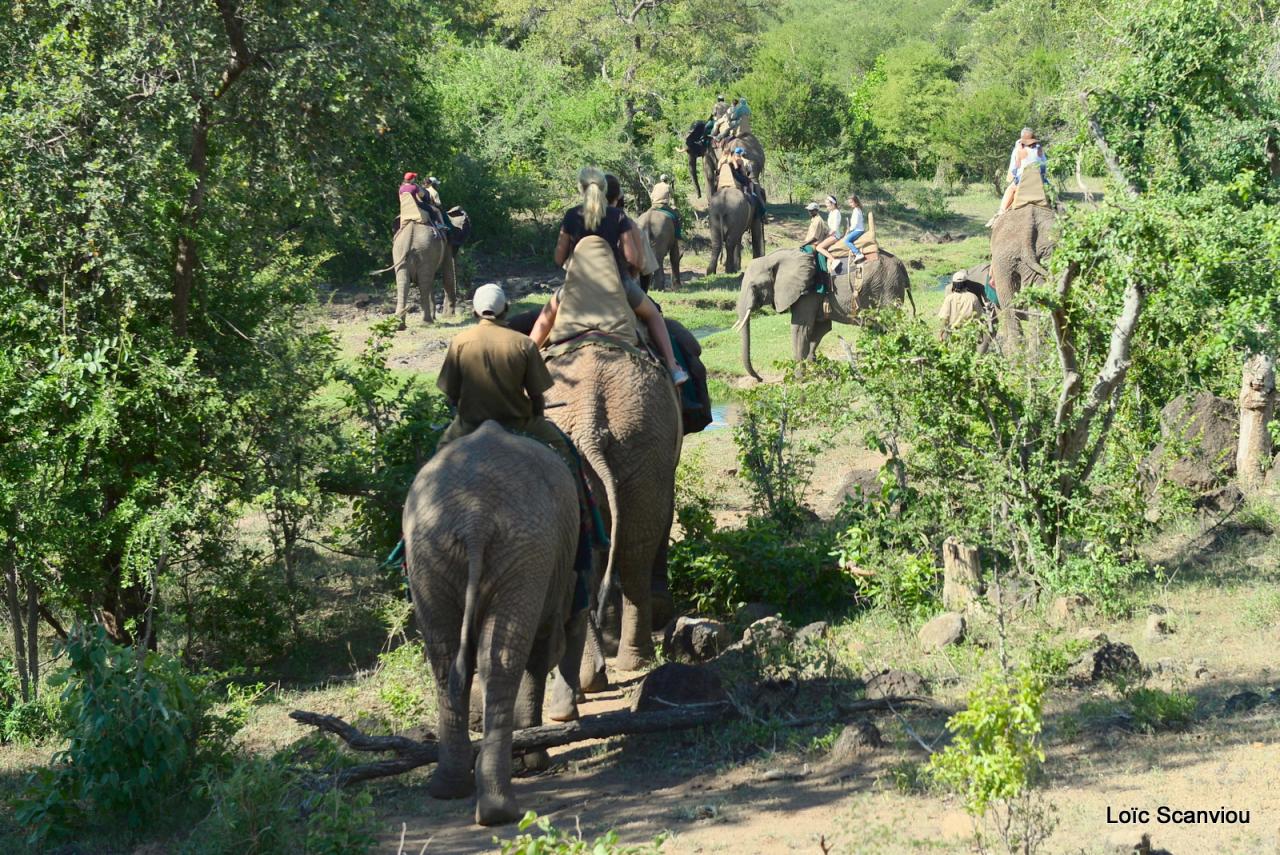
left=690, top=325, right=727, bottom=341
left=705, top=403, right=731, bottom=431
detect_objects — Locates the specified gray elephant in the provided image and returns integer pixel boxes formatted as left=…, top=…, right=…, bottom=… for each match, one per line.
left=990, top=181, right=1055, bottom=350
left=708, top=188, right=763, bottom=274
left=635, top=208, right=681, bottom=291
left=405, top=422, right=583, bottom=827
left=394, top=221, right=457, bottom=326
left=735, top=248, right=914, bottom=380
left=543, top=343, right=682, bottom=674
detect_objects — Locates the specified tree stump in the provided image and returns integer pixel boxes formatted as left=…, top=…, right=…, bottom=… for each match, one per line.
left=941, top=537, right=982, bottom=610
left=1237, top=353, right=1276, bottom=493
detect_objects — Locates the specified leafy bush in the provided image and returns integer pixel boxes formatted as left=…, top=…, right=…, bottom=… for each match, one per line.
left=1127, top=688, right=1196, bottom=734
left=2, top=695, right=63, bottom=745
left=494, top=811, right=665, bottom=854
left=669, top=517, right=847, bottom=618
left=15, top=625, right=212, bottom=846
left=1023, top=635, right=1089, bottom=686
left=1038, top=544, right=1144, bottom=618
left=734, top=382, right=820, bottom=533
left=931, top=668, right=1056, bottom=854
left=185, top=756, right=376, bottom=855
left=375, top=642, right=435, bottom=732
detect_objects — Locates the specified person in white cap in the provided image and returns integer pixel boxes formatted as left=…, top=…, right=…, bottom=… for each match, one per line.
left=649, top=174, right=673, bottom=209
left=937, top=269, right=984, bottom=339
left=436, top=283, right=562, bottom=450
left=801, top=202, right=827, bottom=248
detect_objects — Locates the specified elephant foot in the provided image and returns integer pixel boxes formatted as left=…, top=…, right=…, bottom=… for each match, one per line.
left=476, top=791, right=521, bottom=827
left=580, top=662, right=609, bottom=694
left=514, top=749, right=551, bottom=774
left=428, top=769, right=474, bottom=801
left=613, top=645, right=653, bottom=673
left=650, top=592, right=675, bottom=632
left=545, top=675, right=580, bottom=722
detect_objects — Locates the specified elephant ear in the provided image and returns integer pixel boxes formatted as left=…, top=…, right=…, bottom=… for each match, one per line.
left=772, top=250, right=815, bottom=313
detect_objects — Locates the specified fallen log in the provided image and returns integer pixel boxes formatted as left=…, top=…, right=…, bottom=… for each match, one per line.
left=290, top=695, right=928, bottom=789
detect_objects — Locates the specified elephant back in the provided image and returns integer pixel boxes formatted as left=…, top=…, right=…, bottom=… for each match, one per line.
left=831, top=251, right=909, bottom=316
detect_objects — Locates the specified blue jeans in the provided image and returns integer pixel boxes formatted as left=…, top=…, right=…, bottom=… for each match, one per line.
left=841, top=228, right=865, bottom=258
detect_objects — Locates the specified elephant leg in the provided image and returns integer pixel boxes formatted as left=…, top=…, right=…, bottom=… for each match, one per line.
left=512, top=640, right=552, bottom=774
left=577, top=610, right=609, bottom=693
left=394, top=260, right=412, bottom=331
left=547, top=609, right=587, bottom=721
left=750, top=216, right=764, bottom=259
left=425, top=636, right=475, bottom=800
left=669, top=244, right=681, bottom=291
left=440, top=247, right=458, bottom=316
left=650, top=536, right=674, bottom=631
left=421, top=268, right=435, bottom=324
left=475, top=629, right=524, bottom=826
left=727, top=239, right=741, bottom=274
left=708, top=230, right=721, bottom=275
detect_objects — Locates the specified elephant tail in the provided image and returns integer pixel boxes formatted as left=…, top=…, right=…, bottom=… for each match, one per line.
left=576, top=433, right=623, bottom=628
left=448, top=540, right=484, bottom=704
left=904, top=281, right=917, bottom=318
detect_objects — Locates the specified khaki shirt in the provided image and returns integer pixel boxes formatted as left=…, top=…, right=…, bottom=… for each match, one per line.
left=938, top=288, right=982, bottom=329
left=398, top=192, right=424, bottom=224
left=437, top=319, right=553, bottom=427
left=803, top=215, right=827, bottom=244
left=649, top=182, right=672, bottom=207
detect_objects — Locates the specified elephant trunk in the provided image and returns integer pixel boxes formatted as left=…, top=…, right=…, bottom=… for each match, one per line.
left=734, top=286, right=763, bottom=381
left=688, top=151, right=701, bottom=199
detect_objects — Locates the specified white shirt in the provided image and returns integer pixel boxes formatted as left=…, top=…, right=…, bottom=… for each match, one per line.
left=846, top=207, right=865, bottom=235
left=826, top=209, right=842, bottom=238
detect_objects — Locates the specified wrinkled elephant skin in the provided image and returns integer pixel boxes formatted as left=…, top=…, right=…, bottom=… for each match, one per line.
left=393, top=221, right=457, bottom=326
left=404, top=423, right=581, bottom=827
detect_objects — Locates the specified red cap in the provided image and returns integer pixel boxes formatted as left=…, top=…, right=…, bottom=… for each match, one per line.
left=403, top=172, right=417, bottom=182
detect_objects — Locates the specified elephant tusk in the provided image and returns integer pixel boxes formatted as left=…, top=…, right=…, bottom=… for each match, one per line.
left=732, top=314, right=748, bottom=332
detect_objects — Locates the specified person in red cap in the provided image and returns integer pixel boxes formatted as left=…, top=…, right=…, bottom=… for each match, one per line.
left=395, top=172, right=444, bottom=233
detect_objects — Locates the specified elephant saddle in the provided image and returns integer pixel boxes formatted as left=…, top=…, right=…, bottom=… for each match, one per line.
left=1012, top=167, right=1049, bottom=209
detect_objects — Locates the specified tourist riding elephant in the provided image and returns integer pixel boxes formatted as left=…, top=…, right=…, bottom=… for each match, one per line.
left=735, top=248, right=914, bottom=380
left=708, top=188, right=763, bottom=274
left=404, top=422, right=584, bottom=827
left=394, top=220, right=457, bottom=326
left=636, top=207, right=681, bottom=291
left=990, top=182, right=1055, bottom=351
left=702, top=133, right=766, bottom=191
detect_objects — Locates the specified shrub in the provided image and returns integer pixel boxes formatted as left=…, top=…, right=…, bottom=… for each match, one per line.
left=375, top=642, right=435, bottom=732
left=669, top=517, right=847, bottom=618
left=2, top=695, right=62, bottom=745
left=1039, top=544, right=1144, bottom=618
left=734, top=382, right=819, bottom=533
left=931, top=668, right=1056, bottom=854
left=1023, top=636, right=1089, bottom=686
left=14, top=625, right=212, bottom=846
left=1127, top=688, right=1196, bottom=734
left=494, top=811, right=665, bottom=854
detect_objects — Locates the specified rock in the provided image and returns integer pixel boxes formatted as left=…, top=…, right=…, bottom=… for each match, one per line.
left=1144, top=391, right=1238, bottom=493
left=907, top=258, right=925, bottom=270
left=919, top=612, right=965, bottom=651
left=1069, top=636, right=1143, bottom=684
left=826, top=720, right=882, bottom=766
left=1224, top=691, right=1264, bottom=715
left=406, top=302, right=421, bottom=314
left=1049, top=595, right=1091, bottom=627
left=864, top=669, right=927, bottom=699
left=795, top=621, right=831, bottom=644
left=352, top=293, right=373, bottom=309
left=662, top=616, right=732, bottom=663
left=742, top=615, right=794, bottom=647
left=630, top=663, right=728, bottom=713
left=1107, top=831, right=1173, bottom=855
left=1147, top=604, right=1168, bottom=615
left=1145, top=613, right=1172, bottom=640
left=1193, top=483, right=1243, bottom=514
left=380, top=305, right=396, bottom=315
left=734, top=602, right=779, bottom=626
left=941, top=538, right=982, bottom=611
left=1190, top=658, right=1212, bottom=681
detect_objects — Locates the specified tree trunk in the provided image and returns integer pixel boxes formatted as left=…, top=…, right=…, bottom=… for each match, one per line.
left=4, top=559, right=29, bottom=702
left=941, top=538, right=982, bottom=611
left=1237, top=353, right=1276, bottom=493
left=25, top=577, right=38, bottom=699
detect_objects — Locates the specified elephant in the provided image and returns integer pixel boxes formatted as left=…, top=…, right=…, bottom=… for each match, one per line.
left=635, top=207, right=681, bottom=291
left=708, top=187, right=763, bottom=274
left=393, top=220, right=457, bottom=326
left=701, top=132, right=766, bottom=191
left=990, top=194, right=1055, bottom=352
left=735, top=248, right=914, bottom=380
left=404, top=422, right=583, bottom=827
left=541, top=343, right=682, bottom=673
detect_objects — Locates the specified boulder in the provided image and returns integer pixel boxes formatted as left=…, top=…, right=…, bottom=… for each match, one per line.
left=826, top=720, right=882, bottom=766
left=352, top=293, right=373, bottom=309
left=1144, top=613, right=1172, bottom=641
left=864, top=669, right=927, bottom=699
left=734, top=602, right=779, bottom=626
left=662, top=616, right=732, bottom=663
left=1223, top=691, right=1264, bottom=715
left=795, top=621, right=831, bottom=644
left=630, top=663, right=728, bottom=713
left=919, top=612, right=965, bottom=652
left=1144, top=392, right=1237, bottom=493
left=1069, top=634, right=1143, bottom=684
left=741, top=615, right=794, bottom=647
left=1048, top=595, right=1091, bottom=627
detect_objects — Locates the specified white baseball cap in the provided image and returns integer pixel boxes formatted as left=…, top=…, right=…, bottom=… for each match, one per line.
left=805, top=202, right=820, bottom=211
left=952, top=270, right=967, bottom=283
left=473, top=283, right=507, bottom=317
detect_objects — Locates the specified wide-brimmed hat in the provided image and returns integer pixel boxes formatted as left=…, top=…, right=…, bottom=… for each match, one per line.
left=472, top=283, right=507, bottom=317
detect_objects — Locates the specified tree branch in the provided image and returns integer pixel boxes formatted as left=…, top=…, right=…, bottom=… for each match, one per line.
left=1051, top=261, right=1082, bottom=433
left=1079, top=92, right=1140, bottom=198
left=290, top=695, right=927, bottom=789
